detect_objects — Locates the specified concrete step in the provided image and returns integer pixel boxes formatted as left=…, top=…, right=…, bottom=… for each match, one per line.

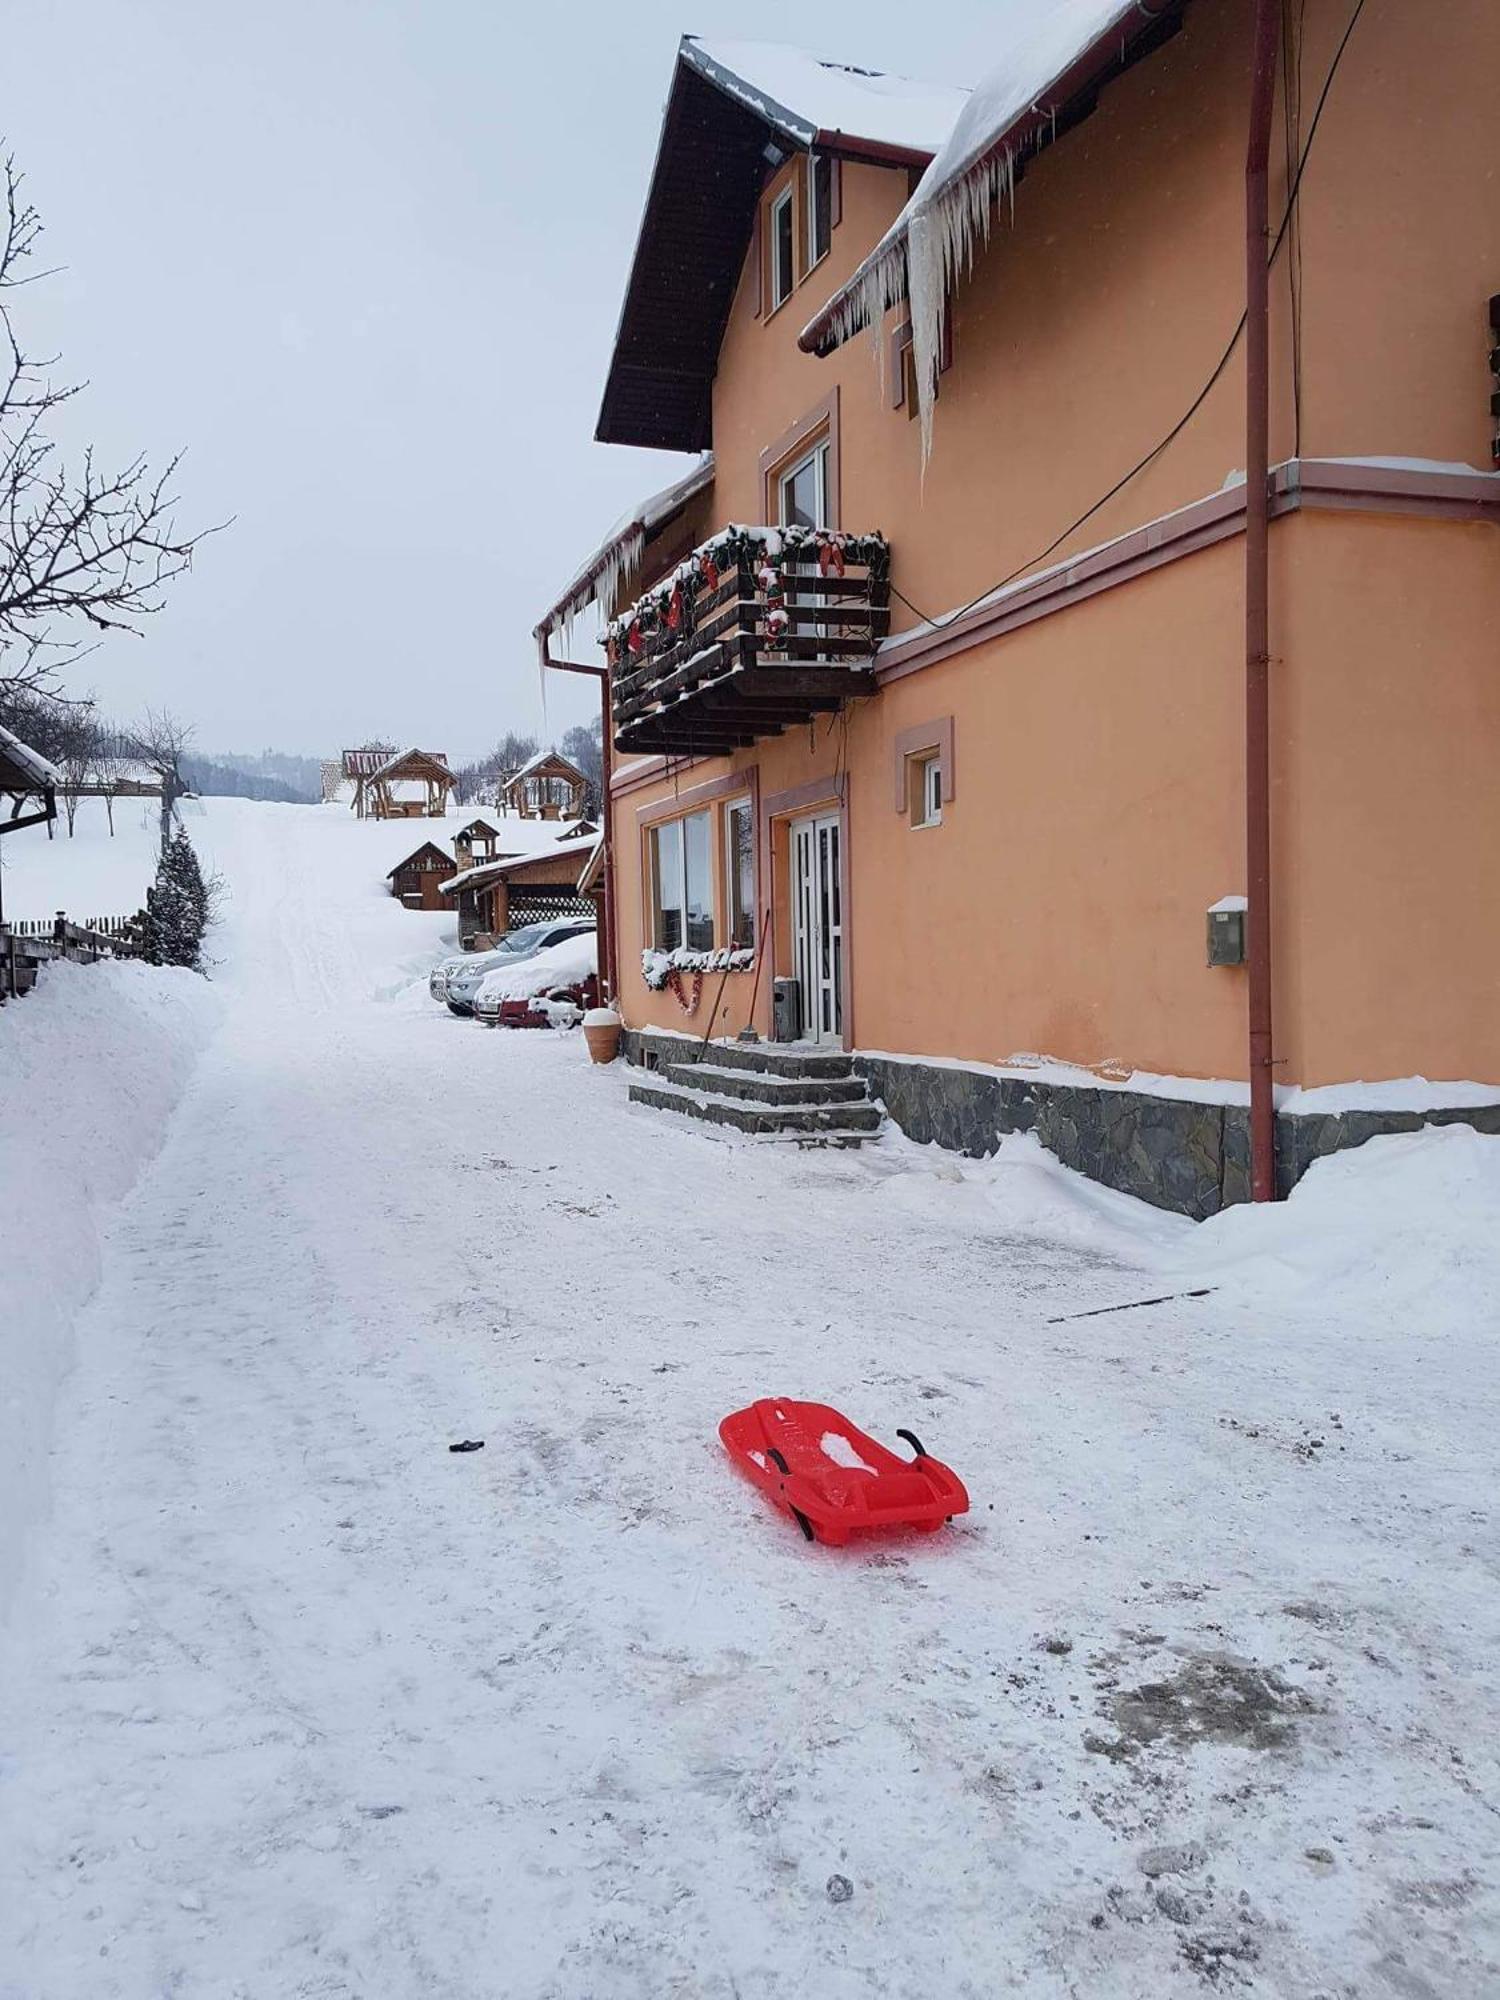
left=628, top=1077, right=882, bottom=1144
left=659, top=1060, right=868, bottom=1108
left=634, top=1030, right=852, bottom=1082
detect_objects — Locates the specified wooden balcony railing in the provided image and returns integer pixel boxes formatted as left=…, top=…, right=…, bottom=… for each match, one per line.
left=606, top=526, right=889, bottom=757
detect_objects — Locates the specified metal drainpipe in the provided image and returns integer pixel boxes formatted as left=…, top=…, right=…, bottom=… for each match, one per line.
left=1245, top=0, right=1280, bottom=1201
left=536, top=638, right=618, bottom=1007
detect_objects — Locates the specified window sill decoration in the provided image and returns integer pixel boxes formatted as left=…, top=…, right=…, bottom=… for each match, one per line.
left=605, top=525, right=889, bottom=665
left=642, top=944, right=756, bottom=1016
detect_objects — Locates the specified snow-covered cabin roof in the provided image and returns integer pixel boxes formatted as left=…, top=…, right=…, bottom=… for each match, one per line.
left=0, top=722, right=63, bottom=791
left=385, top=841, right=453, bottom=879
left=440, top=831, right=600, bottom=898
left=534, top=457, right=714, bottom=644
left=596, top=36, right=967, bottom=452
left=799, top=1, right=1183, bottom=398
left=680, top=39, right=968, bottom=159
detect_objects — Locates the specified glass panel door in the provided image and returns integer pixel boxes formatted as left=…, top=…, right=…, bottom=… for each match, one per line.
left=790, top=810, right=843, bottom=1046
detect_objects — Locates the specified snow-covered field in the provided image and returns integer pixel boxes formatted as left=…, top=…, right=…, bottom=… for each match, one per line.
left=1, top=797, right=1497, bottom=1999
left=0, top=793, right=164, bottom=924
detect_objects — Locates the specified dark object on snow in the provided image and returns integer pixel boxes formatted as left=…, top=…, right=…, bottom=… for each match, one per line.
left=1046, top=1288, right=1216, bottom=1325
left=448, top=1439, right=486, bottom=1453
left=720, top=1398, right=968, bottom=1546
left=826, top=1874, right=854, bottom=1904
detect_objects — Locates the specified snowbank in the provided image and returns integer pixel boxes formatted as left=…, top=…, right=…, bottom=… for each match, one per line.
left=1179, top=1120, right=1500, bottom=1314
left=475, top=930, right=597, bottom=1003
left=0, top=958, right=220, bottom=1618
left=875, top=1120, right=1500, bottom=1318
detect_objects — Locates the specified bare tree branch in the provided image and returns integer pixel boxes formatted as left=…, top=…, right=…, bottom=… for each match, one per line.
left=0, top=145, right=220, bottom=705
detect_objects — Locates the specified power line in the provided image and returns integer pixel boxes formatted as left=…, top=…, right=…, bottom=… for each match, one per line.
left=889, top=0, right=1369, bottom=634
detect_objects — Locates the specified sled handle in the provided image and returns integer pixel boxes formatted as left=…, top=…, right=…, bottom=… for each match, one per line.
left=895, top=1428, right=927, bottom=1460
left=764, top=1447, right=815, bottom=1541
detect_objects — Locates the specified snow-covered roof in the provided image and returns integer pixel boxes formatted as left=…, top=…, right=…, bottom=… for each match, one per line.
left=799, top=0, right=1176, bottom=455
left=440, top=830, right=598, bottom=897
left=535, top=457, right=714, bottom=644
left=385, top=841, right=452, bottom=879
left=502, top=749, right=588, bottom=793
left=596, top=37, right=968, bottom=453
left=680, top=38, right=969, bottom=158
left=366, top=747, right=454, bottom=784
left=0, top=721, right=62, bottom=790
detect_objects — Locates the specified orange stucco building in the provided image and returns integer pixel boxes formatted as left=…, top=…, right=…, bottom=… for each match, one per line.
left=537, top=2, right=1499, bottom=1212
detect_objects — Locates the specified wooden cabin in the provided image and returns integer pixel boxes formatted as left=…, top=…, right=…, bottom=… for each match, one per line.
left=386, top=841, right=455, bottom=911
left=500, top=751, right=589, bottom=822
left=445, top=834, right=600, bottom=947
left=355, top=748, right=457, bottom=821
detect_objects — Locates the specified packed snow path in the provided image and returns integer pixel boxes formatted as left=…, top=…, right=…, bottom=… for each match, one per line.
left=2, top=801, right=1497, bottom=1998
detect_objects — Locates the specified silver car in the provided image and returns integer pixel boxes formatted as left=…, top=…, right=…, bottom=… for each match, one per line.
left=438, top=920, right=595, bottom=1017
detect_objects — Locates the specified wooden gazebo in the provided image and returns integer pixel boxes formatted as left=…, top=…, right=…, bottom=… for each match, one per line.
left=355, top=748, right=456, bottom=820
left=500, top=751, right=589, bottom=821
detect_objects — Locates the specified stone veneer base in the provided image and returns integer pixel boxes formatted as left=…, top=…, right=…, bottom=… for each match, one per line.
left=621, top=1030, right=1500, bottom=1221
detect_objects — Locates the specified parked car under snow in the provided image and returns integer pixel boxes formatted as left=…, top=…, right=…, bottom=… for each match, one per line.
left=432, top=920, right=594, bottom=1016
left=473, top=929, right=598, bottom=1027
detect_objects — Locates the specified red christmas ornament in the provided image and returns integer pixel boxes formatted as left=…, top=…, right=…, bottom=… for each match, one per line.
left=666, top=582, right=684, bottom=632
left=627, top=618, right=643, bottom=656
left=818, top=539, right=846, bottom=579
left=699, top=553, right=719, bottom=593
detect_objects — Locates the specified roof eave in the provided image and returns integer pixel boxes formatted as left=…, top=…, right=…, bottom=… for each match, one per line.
left=798, top=1, right=1187, bottom=357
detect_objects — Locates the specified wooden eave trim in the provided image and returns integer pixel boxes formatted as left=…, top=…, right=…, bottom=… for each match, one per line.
left=875, top=460, right=1500, bottom=688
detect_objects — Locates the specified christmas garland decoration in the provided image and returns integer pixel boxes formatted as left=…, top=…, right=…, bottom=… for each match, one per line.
left=605, top=526, right=889, bottom=669
left=642, top=945, right=756, bottom=994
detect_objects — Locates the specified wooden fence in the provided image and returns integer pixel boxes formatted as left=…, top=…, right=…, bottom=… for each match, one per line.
left=0, top=911, right=148, bottom=1002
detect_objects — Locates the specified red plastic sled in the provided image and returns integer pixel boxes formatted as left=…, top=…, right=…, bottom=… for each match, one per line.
left=719, top=1399, right=969, bottom=1546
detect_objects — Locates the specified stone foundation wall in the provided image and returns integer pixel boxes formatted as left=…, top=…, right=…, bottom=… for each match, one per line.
left=620, top=1031, right=1499, bottom=1220
left=854, top=1054, right=1500, bottom=1220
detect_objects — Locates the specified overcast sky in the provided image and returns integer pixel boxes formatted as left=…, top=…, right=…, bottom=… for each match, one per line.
left=6, top=2, right=1015, bottom=762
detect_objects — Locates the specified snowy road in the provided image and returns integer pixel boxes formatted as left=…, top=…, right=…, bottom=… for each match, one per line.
left=2, top=801, right=1497, bottom=1998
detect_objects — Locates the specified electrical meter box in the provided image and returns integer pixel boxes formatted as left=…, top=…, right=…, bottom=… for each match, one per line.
left=1206, top=897, right=1248, bottom=967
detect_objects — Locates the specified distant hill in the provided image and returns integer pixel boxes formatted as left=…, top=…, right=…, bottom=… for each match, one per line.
left=183, top=751, right=322, bottom=804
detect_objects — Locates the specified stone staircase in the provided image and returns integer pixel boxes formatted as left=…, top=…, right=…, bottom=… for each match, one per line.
left=627, top=1033, right=882, bottom=1145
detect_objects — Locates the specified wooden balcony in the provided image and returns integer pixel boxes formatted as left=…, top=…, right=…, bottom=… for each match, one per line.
left=608, top=528, right=889, bottom=757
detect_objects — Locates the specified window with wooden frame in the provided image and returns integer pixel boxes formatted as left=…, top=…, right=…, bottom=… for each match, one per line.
left=723, top=796, right=756, bottom=948
left=648, top=810, right=714, bottom=951
left=769, top=185, right=795, bottom=311
left=910, top=754, right=943, bottom=828
left=890, top=313, right=954, bottom=418
left=807, top=154, right=833, bottom=270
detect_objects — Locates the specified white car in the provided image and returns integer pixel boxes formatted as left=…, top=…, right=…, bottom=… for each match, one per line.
left=434, top=921, right=594, bottom=1017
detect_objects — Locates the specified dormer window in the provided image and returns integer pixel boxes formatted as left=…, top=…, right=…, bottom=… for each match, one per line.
left=808, top=154, right=833, bottom=269
left=770, top=187, right=795, bottom=310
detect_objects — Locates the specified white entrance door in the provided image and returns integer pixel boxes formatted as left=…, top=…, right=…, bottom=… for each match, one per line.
left=791, top=812, right=843, bottom=1045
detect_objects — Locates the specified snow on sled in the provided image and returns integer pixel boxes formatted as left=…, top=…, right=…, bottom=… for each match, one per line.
left=719, top=1399, right=969, bottom=1546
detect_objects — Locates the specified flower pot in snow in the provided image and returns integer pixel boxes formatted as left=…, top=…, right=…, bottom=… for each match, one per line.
left=582, top=1007, right=622, bottom=1064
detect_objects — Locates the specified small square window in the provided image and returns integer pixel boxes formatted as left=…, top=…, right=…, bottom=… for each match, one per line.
left=770, top=188, right=795, bottom=309
left=911, top=754, right=943, bottom=828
